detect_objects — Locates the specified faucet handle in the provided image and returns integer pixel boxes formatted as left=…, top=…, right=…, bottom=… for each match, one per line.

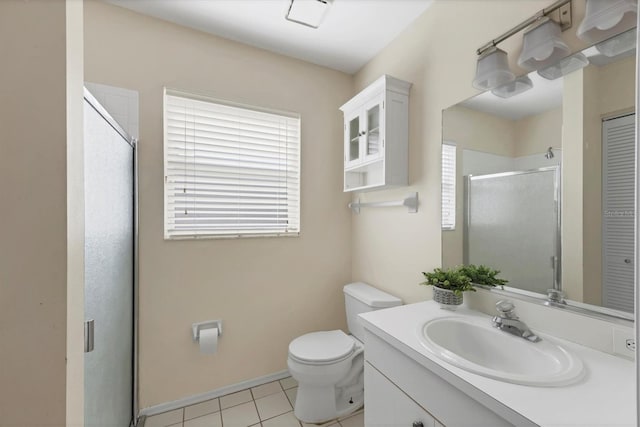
left=495, top=300, right=517, bottom=318
left=546, top=289, right=566, bottom=304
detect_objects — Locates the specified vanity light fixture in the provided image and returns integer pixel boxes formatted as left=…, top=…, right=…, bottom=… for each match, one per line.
left=595, top=27, right=637, bottom=57
left=537, top=52, right=589, bottom=80
left=577, top=0, right=637, bottom=45
left=472, top=47, right=515, bottom=91
left=473, top=0, right=572, bottom=92
left=518, top=17, right=571, bottom=71
left=491, top=75, right=533, bottom=98
left=285, top=0, right=332, bottom=29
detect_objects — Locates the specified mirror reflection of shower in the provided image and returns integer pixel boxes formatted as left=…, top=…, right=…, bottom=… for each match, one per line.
left=465, top=166, right=561, bottom=294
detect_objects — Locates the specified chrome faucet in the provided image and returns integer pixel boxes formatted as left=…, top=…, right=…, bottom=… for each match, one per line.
left=491, top=300, right=541, bottom=342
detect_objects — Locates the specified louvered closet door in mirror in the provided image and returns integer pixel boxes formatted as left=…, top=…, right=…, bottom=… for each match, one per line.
left=602, top=113, right=635, bottom=313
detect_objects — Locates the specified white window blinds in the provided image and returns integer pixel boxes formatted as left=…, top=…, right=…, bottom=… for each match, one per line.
left=442, top=142, right=456, bottom=230
left=164, top=89, right=301, bottom=239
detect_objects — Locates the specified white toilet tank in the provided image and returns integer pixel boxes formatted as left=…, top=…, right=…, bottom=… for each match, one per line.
left=343, top=282, right=402, bottom=342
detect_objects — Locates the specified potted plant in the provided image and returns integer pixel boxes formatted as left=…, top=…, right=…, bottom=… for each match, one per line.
left=460, top=264, right=508, bottom=288
left=420, top=264, right=508, bottom=309
left=420, top=267, right=474, bottom=309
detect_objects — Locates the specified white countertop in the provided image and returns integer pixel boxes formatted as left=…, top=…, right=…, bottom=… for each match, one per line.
left=359, top=301, right=635, bottom=427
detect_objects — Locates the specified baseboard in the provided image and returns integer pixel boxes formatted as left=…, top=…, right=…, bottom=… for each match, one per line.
left=138, top=370, right=291, bottom=418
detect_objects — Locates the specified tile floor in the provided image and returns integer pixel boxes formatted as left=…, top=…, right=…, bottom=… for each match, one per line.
left=144, top=377, right=364, bottom=427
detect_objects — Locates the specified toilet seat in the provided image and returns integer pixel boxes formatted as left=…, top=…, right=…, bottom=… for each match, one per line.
left=289, top=330, right=355, bottom=365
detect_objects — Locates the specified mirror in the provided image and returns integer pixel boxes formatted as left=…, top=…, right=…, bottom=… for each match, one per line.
left=442, top=30, right=636, bottom=320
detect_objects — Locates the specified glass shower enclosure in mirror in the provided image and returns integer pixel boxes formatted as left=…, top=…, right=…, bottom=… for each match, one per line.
left=442, top=32, right=636, bottom=319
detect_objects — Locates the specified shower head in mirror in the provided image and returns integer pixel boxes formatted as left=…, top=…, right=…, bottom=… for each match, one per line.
left=545, top=147, right=555, bottom=159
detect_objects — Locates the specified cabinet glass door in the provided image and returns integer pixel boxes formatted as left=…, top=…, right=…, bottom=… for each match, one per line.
left=347, top=114, right=361, bottom=165
left=365, top=101, right=382, bottom=160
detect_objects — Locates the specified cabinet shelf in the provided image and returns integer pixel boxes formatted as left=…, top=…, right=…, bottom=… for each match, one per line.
left=340, top=75, right=411, bottom=192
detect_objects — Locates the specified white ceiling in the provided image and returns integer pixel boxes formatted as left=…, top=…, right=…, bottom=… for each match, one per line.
left=105, top=0, right=434, bottom=74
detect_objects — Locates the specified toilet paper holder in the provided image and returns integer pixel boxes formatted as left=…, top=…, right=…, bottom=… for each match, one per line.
left=192, top=320, right=223, bottom=342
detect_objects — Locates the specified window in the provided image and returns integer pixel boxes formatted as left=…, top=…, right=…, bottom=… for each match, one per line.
left=442, top=142, right=456, bottom=230
left=164, top=89, right=300, bottom=239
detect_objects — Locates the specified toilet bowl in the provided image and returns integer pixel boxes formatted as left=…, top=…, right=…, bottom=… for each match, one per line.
left=287, top=283, right=402, bottom=424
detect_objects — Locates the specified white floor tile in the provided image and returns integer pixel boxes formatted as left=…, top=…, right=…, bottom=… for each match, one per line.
left=220, top=389, right=253, bottom=410
left=284, top=387, right=297, bottom=407
left=261, top=411, right=301, bottom=427
left=339, top=411, right=364, bottom=427
left=255, top=391, right=293, bottom=421
left=185, top=398, right=220, bottom=420
left=144, top=409, right=183, bottom=427
left=279, top=376, right=298, bottom=390
left=221, top=401, right=260, bottom=427
left=251, top=380, right=282, bottom=399
left=184, top=411, right=222, bottom=427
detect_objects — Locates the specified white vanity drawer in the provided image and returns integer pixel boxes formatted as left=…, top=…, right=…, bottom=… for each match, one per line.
left=365, top=361, right=438, bottom=427
left=364, top=330, right=534, bottom=427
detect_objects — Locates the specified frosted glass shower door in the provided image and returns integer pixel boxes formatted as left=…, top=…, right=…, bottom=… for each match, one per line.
left=465, top=168, right=559, bottom=294
left=84, top=95, right=134, bottom=426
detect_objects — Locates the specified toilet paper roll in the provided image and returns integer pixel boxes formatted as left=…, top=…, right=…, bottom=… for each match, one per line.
left=199, top=328, right=218, bottom=354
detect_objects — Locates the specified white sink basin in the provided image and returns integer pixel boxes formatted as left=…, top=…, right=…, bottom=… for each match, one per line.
left=417, top=316, right=584, bottom=386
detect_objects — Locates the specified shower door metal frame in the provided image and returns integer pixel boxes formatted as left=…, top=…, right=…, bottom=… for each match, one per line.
left=464, top=166, right=562, bottom=291
left=83, top=87, right=139, bottom=426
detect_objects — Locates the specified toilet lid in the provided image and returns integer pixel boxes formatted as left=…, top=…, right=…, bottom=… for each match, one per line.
left=289, top=330, right=355, bottom=363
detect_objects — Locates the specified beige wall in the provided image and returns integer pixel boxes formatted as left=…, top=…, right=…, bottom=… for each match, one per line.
left=599, top=55, right=636, bottom=117
left=352, top=0, right=559, bottom=303
left=351, top=0, right=590, bottom=304
left=84, top=1, right=353, bottom=408
left=443, top=106, right=516, bottom=156
left=0, top=0, right=84, bottom=424
left=514, top=107, right=563, bottom=157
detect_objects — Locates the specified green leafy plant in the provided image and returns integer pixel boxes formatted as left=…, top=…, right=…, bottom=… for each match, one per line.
left=420, top=267, right=474, bottom=296
left=460, top=264, right=508, bottom=287
left=420, top=264, right=508, bottom=297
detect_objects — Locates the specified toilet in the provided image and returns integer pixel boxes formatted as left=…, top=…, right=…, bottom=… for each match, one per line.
left=287, top=282, right=402, bottom=424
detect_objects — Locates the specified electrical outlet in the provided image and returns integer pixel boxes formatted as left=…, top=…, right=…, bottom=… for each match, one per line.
left=626, top=339, right=636, bottom=351
left=613, top=328, right=635, bottom=359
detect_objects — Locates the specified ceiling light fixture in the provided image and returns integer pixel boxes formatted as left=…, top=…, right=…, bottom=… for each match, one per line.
left=518, top=17, right=571, bottom=71
left=285, top=0, right=332, bottom=29
left=577, top=0, right=637, bottom=45
left=472, top=47, right=515, bottom=90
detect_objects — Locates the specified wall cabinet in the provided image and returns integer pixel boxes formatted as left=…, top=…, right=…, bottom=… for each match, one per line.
left=340, top=75, right=411, bottom=192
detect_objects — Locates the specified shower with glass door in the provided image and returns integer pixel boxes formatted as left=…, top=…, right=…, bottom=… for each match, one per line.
left=464, top=166, right=561, bottom=294
left=83, top=87, right=138, bottom=426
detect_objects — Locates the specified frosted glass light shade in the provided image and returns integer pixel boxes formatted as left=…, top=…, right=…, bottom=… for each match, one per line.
left=537, top=52, right=589, bottom=80
left=473, top=47, right=515, bottom=90
left=577, top=0, right=637, bottom=45
left=491, top=76, right=533, bottom=98
left=596, top=27, right=637, bottom=56
left=518, top=18, right=571, bottom=71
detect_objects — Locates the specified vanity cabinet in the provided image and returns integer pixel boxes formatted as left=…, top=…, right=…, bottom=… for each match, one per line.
left=340, top=75, right=411, bottom=192
left=364, top=331, right=525, bottom=427
left=365, top=361, right=439, bottom=427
